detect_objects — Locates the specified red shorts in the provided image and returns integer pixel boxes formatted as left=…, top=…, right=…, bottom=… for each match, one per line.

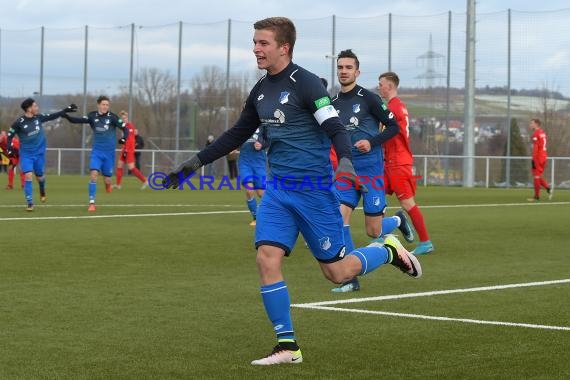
left=9, top=156, right=19, bottom=166
left=531, top=157, right=546, bottom=177
left=385, top=165, right=417, bottom=201
left=119, top=149, right=135, bottom=164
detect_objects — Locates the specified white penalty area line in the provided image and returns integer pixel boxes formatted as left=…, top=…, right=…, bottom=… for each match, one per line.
left=292, top=279, right=570, bottom=332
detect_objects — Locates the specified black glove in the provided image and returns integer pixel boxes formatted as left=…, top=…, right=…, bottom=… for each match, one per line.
left=163, top=155, right=203, bottom=189
left=335, top=157, right=368, bottom=193
left=118, top=138, right=126, bottom=145
left=62, top=103, right=78, bottom=113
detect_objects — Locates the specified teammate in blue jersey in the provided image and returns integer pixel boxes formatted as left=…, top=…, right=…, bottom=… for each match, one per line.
left=7, top=98, right=77, bottom=211
left=330, top=49, right=415, bottom=293
left=163, top=17, right=422, bottom=365
left=238, top=126, right=267, bottom=226
left=64, top=96, right=128, bottom=212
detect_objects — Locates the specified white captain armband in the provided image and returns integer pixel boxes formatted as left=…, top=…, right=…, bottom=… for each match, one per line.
left=314, top=104, right=339, bottom=125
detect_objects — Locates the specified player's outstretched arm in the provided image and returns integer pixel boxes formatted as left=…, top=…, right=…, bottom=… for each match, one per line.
left=63, top=113, right=89, bottom=124
left=40, top=104, right=78, bottom=122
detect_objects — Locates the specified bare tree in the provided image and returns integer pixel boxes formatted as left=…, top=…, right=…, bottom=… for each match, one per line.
left=133, top=67, right=178, bottom=149
left=538, top=83, right=570, bottom=157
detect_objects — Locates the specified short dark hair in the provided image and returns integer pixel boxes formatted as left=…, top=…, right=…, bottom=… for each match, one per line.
left=379, top=72, right=400, bottom=87
left=97, top=95, right=110, bottom=104
left=254, top=17, right=296, bottom=58
left=21, top=98, right=35, bottom=111
left=530, top=118, right=541, bottom=126
left=337, top=49, right=359, bottom=69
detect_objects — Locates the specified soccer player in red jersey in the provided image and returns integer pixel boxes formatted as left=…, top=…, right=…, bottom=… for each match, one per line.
left=114, top=110, right=147, bottom=190
left=378, top=72, right=434, bottom=255
left=527, top=118, right=551, bottom=201
left=0, top=133, right=25, bottom=189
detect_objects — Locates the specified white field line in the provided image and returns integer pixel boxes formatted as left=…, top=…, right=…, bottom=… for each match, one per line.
left=292, top=279, right=570, bottom=332
left=0, top=210, right=250, bottom=221
left=0, top=201, right=568, bottom=209
left=292, top=279, right=570, bottom=307
left=1, top=201, right=568, bottom=222
left=0, top=204, right=241, bottom=208
left=293, top=305, right=570, bottom=331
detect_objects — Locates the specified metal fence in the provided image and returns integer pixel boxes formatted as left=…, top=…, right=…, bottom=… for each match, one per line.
left=38, top=148, right=570, bottom=190
left=1, top=9, right=570, bottom=179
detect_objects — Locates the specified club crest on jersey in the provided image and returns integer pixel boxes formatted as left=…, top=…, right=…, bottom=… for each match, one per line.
left=352, top=104, right=361, bottom=113
left=319, top=236, right=332, bottom=251
left=279, top=92, right=290, bottom=104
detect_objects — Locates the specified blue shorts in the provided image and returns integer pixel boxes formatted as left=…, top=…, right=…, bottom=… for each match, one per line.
left=255, top=187, right=346, bottom=263
left=336, top=165, right=387, bottom=216
left=238, top=162, right=266, bottom=189
left=90, top=150, right=115, bottom=177
left=20, top=151, right=46, bottom=176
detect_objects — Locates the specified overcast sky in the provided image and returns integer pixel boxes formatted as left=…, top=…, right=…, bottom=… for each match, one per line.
left=1, top=0, right=568, bottom=28
left=1, top=0, right=570, bottom=97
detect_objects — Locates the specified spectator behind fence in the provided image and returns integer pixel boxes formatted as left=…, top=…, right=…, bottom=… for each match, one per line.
left=134, top=129, right=145, bottom=172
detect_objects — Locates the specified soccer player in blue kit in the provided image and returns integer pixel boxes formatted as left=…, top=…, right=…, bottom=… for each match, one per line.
left=7, top=98, right=77, bottom=211
left=238, top=126, right=267, bottom=226
left=164, top=17, right=422, bottom=365
left=64, top=96, right=128, bottom=212
left=330, top=49, right=414, bottom=293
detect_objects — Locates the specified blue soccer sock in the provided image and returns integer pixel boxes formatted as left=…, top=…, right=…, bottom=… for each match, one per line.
left=348, top=244, right=390, bottom=275
left=260, top=281, right=295, bottom=341
left=89, top=181, right=96, bottom=202
left=38, top=178, right=46, bottom=196
left=381, top=216, right=399, bottom=236
left=24, top=180, right=33, bottom=204
left=246, top=197, right=257, bottom=219
left=343, top=225, right=355, bottom=253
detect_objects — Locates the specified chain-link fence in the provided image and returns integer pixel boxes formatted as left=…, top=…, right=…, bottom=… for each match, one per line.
left=1, top=10, right=569, bottom=181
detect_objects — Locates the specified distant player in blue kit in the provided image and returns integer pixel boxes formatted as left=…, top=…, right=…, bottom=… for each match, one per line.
left=163, top=17, right=422, bottom=365
left=64, top=96, right=128, bottom=212
left=330, top=49, right=415, bottom=293
left=7, top=98, right=77, bottom=211
left=238, top=126, right=267, bottom=226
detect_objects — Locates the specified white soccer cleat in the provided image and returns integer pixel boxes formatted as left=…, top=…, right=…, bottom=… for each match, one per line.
left=383, top=234, right=422, bottom=278
left=251, top=345, right=303, bottom=365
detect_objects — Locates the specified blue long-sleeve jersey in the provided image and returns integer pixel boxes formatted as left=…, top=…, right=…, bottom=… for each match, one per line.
left=8, top=110, right=66, bottom=154
left=66, top=111, right=127, bottom=152
left=331, top=85, right=399, bottom=167
left=197, top=62, right=352, bottom=187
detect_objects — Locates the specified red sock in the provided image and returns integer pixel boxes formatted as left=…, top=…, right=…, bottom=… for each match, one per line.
left=539, top=177, right=550, bottom=190
left=130, top=167, right=146, bottom=183
left=533, top=178, right=541, bottom=198
left=8, top=167, right=14, bottom=186
left=116, top=168, right=124, bottom=186
left=408, top=205, right=430, bottom=242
